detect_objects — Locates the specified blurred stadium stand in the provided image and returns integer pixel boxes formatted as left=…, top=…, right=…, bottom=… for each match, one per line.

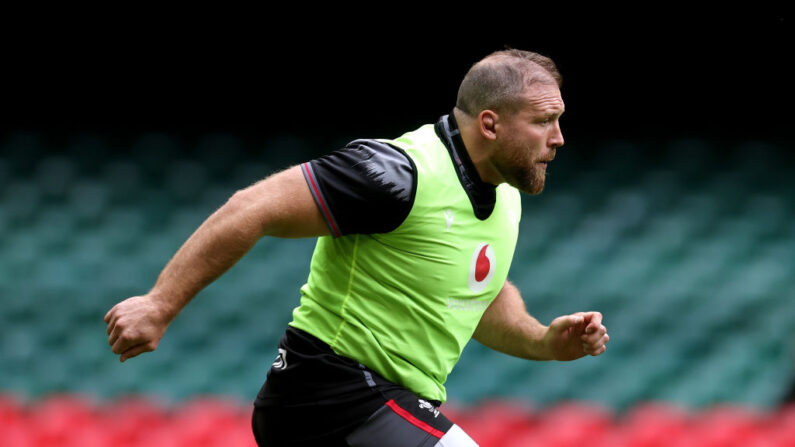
left=2, top=131, right=795, bottom=445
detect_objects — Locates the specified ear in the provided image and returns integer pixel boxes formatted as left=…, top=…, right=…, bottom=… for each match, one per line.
left=478, top=110, right=498, bottom=141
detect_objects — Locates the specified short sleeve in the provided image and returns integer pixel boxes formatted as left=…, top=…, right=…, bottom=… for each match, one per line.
left=301, top=139, right=417, bottom=237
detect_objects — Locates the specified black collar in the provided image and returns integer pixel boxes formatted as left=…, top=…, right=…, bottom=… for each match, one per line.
left=434, top=112, right=497, bottom=220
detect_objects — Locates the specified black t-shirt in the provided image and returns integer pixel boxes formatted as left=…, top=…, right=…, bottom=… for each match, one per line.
left=301, top=113, right=497, bottom=237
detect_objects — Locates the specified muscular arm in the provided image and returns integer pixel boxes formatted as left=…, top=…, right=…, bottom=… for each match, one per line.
left=148, top=165, right=329, bottom=311
left=473, top=280, right=609, bottom=361
left=104, top=166, right=329, bottom=361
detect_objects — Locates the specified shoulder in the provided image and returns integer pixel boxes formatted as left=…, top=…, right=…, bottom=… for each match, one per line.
left=303, top=139, right=418, bottom=236
left=311, top=138, right=417, bottom=201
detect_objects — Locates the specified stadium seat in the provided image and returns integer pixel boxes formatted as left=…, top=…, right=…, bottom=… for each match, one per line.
left=194, top=133, right=245, bottom=183
left=0, top=394, right=24, bottom=434
left=769, top=404, right=795, bottom=446
left=165, top=159, right=210, bottom=205
left=686, top=405, right=766, bottom=447
left=3, top=180, right=42, bottom=224
left=3, top=134, right=795, bottom=415
left=453, top=400, right=534, bottom=446
left=529, top=402, right=613, bottom=446
left=25, top=395, right=98, bottom=446
left=35, top=156, right=77, bottom=203
left=620, top=402, right=692, bottom=447
left=97, top=396, right=167, bottom=446
left=102, top=160, right=144, bottom=206
left=1, top=132, right=46, bottom=176
left=68, top=179, right=109, bottom=225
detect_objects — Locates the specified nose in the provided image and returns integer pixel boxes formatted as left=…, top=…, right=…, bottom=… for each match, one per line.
left=549, top=121, right=564, bottom=149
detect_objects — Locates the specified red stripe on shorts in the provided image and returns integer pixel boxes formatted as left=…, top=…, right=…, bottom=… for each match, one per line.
left=385, top=399, right=445, bottom=439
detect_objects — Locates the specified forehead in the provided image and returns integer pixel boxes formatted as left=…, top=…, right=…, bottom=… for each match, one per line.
left=519, top=82, right=565, bottom=115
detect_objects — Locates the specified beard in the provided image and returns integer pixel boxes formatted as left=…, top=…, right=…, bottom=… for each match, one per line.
left=512, top=163, right=546, bottom=195
left=497, top=147, right=547, bottom=195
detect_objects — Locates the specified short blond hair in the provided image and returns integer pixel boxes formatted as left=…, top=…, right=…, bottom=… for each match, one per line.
left=456, top=49, right=562, bottom=116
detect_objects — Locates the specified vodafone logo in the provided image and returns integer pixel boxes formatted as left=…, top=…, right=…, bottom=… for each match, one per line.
left=468, top=243, right=496, bottom=292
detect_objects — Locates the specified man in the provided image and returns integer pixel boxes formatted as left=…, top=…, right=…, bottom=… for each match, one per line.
left=105, top=49, right=610, bottom=446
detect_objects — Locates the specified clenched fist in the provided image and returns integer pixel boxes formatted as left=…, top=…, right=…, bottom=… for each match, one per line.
left=104, top=294, right=174, bottom=362
left=543, top=311, right=609, bottom=361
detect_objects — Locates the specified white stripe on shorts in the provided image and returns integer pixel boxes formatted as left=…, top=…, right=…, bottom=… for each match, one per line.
left=434, top=424, right=478, bottom=446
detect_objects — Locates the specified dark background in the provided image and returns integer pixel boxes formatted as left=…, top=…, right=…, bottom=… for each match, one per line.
left=2, top=13, right=791, bottom=150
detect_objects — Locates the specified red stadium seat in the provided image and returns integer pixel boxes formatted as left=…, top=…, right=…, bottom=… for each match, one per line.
left=0, top=395, right=35, bottom=447
left=502, top=431, right=549, bottom=447
left=98, top=396, right=169, bottom=446
left=27, top=394, right=99, bottom=446
left=452, top=400, right=535, bottom=446
left=775, top=403, right=795, bottom=427
left=0, top=425, right=35, bottom=447
left=768, top=404, right=795, bottom=447
left=17, top=394, right=795, bottom=447
left=622, top=401, right=691, bottom=447
left=0, top=394, right=24, bottom=427
left=60, top=425, right=113, bottom=447
left=167, top=397, right=253, bottom=447
left=527, top=401, right=613, bottom=446
left=687, top=405, right=765, bottom=447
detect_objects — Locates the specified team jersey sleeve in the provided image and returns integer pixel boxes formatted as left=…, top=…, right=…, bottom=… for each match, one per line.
left=300, top=139, right=417, bottom=237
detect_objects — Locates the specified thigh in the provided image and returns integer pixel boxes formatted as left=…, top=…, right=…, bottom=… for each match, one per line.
left=251, top=327, right=478, bottom=446
left=252, top=386, right=385, bottom=447
left=252, top=387, right=478, bottom=447
left=345, top=391, right=479, bottom=447
left=252, top=328, right=386, bottom=445
left=252, top=404, right=351, bottom=447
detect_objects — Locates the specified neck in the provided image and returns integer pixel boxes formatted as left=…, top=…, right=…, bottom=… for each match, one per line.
left=453, top=108, right=502, bottom=186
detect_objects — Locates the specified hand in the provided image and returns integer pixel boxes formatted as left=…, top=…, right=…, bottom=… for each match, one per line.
left=543, top=311, right=609, bottom=361
left=104, top=294, right=173, bottom=362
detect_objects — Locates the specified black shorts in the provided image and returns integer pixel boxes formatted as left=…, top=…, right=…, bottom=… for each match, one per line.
left=252, top=327, right=477, bottom=446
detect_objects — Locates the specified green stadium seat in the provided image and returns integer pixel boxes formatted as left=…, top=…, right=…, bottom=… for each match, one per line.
left=68, top=180, right=109, bottom=226
left=659, top=139, right=715, bottom=180
left=0, top=158, right=9, bottom=190
left=258, top=135, right=318, bottom=168
left=0, top=132, right=46, bottom=177
left=96, top=207, right=148, bottom=254
left=194, top=133, right=245, bottom=182
left=231, top=161, right=277, bottom=189
left=35, top=156, right=76, bottom=203
left=3, top=135, right=794, bottom=411
left=165, top=159, right=209, bottom=205
left=102, top=160, right=144, bottom=205
left=64, top=134, right=109, bottom=178
left=3, top=180, right=41, bottom=224
left=130, top=133, right=184, bottom=181
left=197, top=183, right=236, bottom=212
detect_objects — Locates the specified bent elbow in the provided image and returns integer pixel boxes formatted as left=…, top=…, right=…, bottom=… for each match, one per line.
left=226, top=188, right=252, bottom=211
left=219, top=187, right=272, bottom=236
